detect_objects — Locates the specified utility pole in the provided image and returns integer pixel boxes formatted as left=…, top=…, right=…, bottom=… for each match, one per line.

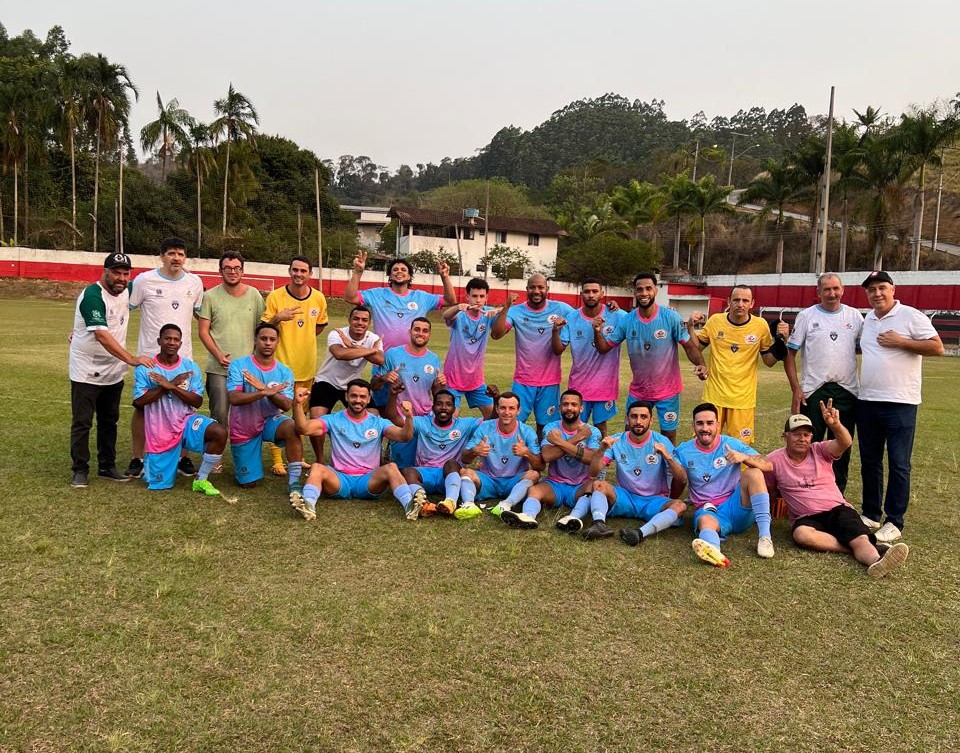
left=692, top=139, right=701, bottom=181
left=815, top=86, right=835, bottom=275
left=314, top=167, right=323, bottom=286
left=727, top=132, right=747, bottom=185
left=483, top=181, right=490, bottom=280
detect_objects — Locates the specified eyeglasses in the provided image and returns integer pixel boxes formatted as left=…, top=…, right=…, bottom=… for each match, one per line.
left=221, top=266, right=243, bottom=273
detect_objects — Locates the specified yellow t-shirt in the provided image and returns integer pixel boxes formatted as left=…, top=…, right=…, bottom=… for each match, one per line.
left=262, top=285, right=329, bottom=380
left=698, top=313, right=774, bottom=409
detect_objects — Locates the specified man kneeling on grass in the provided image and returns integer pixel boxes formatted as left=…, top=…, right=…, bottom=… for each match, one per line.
left=766, top=401, right=909, bottom=578
left=133, top=323, right=227, bottom=496
left=291, top=379, right=417, bottom=521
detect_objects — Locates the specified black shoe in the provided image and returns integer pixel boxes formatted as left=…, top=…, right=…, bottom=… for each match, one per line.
left=98, top=467, right=130, bottom=482
left=177, top=456, right=197, bottom=477
left=71, top=471, right=88, bottom=488
left=619, top=527, right=645, bottom=547
left=583, top=520, right=614, bottom=541
left=124, top=457, right=144, bottom=478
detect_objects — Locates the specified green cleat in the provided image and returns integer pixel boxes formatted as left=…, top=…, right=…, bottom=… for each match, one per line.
left=454, top=502, right=482, bottom=520
left=192, top=479, right=221, bottom=497
left=489, top=502, right=512, bottom=518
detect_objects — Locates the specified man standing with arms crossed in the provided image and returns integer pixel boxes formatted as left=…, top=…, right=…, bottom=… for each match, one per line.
left=857, top=271, right=943, bottom=543
left=782, top=273, right=862, bottom=492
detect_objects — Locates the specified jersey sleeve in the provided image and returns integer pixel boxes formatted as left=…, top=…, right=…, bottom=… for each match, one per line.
left=128, top=276, right=144, bottom=309
left=315, top=292, right=329, bottom=325
left=759, top=319, right=775, bottom=351
left=558, top=321, right=572, bottom=347
left=521, top=424, right=541, bottom=455
left=78, top=285, right=109, bottom=330
left=602, top=439, right=618, bottom=465
left=133, top=366, right=153, bottom=399
left=262, top=289, right=280, bottom=322
left=192, top=277, right=204, bottom=311
left=279, top=366, right=295, bottom=399
left=226, top=360, right=244, bottom=391
left=188, top=362, right=204, bottom=396
left=728, top=437, right=758, bottom=456
left=198, top=291, right=213, bottom=321
left=417, top=290, right=444, bottom=311
left=503, top=306, right=519, bottom=331
left=787, top=309, right=808, bottom=350
left=908, top=309, right=938, bottom=340
left=465, top=422, right=487, bottom=449
left=326, top=329, right=343, bottom=350
left=672, top=311, right=690, bottom=343
left=585, top=427, right=602, bottom=450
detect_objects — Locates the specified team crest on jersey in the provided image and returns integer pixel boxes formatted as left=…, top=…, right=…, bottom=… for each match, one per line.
left=546, top=406, right=556, bottom=415
left=310, top=309, right=319, bottom=318
left=702, top=473, right=712, bottom=482
left=654, top=329, right=667, bottom=340
left=811, top=322, right=820, bottom=329
left=603, top=325, right=614, bottom=335
left=450, top=430, right=462, bottom=440
left=396, top=312, right=405, bottom=318
left=643, top=343, right=651, bottom=351
left=664, top=411, right=677, bottom=423
left=469, top=337, right=477, bottom=344
left=730, top=344, right=739, bottom=353
left=297, top=320, right=304, bottom=328
left=633, top=468, right=642, bottom=476
left=500, top=456, right=509, bottom=464
left=845, top=323, right=854, bottom=330
left=745, top=334, right=758, bottom=344
left=364, top=428, right=378, bottom=439
left=406, top=301, right=418, bottom=310
left=830, top=332, right=838, bottom=341
left=717, top=331, right=725, bottom=339
left=424, top=365, right=435, bottom=375
left=547, top=314, right=559, bottom=324
left=713, top=457, right=727, bottom=469
left=645, top=454, right=658, bottom=465
left=537, top=327, right=545, bottom=334
left=192, top=417, right=203, bottom=431
left=740, top=428, right=752, bottom=438
left=605, top=401, right=614, bottom=410
left=412, top=375, right=420, bottom=383
left=478, top=324, right=486, bottom=333
left=575, top=330, right=584, bottom=339
left=267, top=381, right=281, bottom=389
left=352, top=441, right=361, bottom=448
left=171, top=301, right=180, bottom=310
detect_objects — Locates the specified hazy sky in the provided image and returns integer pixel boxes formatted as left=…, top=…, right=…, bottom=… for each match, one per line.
left=6, top=1, right=958, bottom=170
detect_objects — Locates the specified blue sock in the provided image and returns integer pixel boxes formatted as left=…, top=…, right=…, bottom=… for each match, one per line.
left=197, top=452, right=221, bottom=481
left=460, top=477, right=477, bottom=504
left=570, top=494, right=590, bottom=520
left=590, top=490, right=609, bottom=521
left=394, top=483, right=413, bottom=510
left=522, top=498, right=542, bottom=517
left=444, top=471, right=461, bottom=501
left=751, top=492, right=772, bottom=538
left=287, top=462, right=302, bottom=488
left=408, top=483, right=423, bottom=497
left=639, top=508, right=679, bottom=538
left=303, top=483, right=320, bottom=505
left=503, top=478, right=533, bottom=506
left=699, top=528, right=722, bottom=548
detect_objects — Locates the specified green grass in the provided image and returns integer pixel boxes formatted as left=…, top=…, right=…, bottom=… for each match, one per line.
left=2, top=296, right=959, bottom=752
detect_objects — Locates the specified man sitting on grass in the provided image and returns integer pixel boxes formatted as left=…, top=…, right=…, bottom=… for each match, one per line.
left=133, top=323, right=227, bottom=496
left=292, top=379, right=417, bottom=521
left=766, top=401, right=909, bottom=578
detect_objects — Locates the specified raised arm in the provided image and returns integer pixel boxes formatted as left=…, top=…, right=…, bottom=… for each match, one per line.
left=819, top=398, right=852, bottom=459
left=491, top=294, right=517, bottom=339
left=383, top=401, right=415, bottom=442
left=551, top=317, right=568, bottom=356
left=292, top=388, right=328, bottom=436
left=343, top=251, right=367, bottom=305
left=438, top=260, right=457, bottom=306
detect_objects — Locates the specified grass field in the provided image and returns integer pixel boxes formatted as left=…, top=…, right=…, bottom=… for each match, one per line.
left=2, top=295, right=959, bottom=753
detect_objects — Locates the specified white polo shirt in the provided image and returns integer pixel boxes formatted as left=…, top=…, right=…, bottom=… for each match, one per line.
left=129, top=268, right=204, bottom=359
left=859, top=301, right=937, bottom=405
left=314, top=328, right=382, bottom=390
left=787, top=303, right=863, bottom=397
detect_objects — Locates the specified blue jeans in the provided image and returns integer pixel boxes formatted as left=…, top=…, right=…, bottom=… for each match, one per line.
left=857, top=401, right=917, bottom=530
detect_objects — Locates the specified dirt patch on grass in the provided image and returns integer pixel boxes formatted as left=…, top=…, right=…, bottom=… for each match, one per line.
left=0, top=277, right=87, bottom=300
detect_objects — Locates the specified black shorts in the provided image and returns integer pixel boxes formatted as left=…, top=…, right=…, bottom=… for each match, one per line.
left=310, top=381, right=346, bottom=412
left=792, top=505, right=873, bottom=547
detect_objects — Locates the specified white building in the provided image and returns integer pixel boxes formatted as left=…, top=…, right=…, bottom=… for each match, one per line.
left=340, top=205, right=391, bottom=251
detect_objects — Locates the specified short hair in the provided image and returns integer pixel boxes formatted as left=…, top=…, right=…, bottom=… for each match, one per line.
left=160, top=236, right=187, bottom=253
left=495, top=390, right=520, bottom=409
left=466, top=277, right=489, bottom=293
left=159, top=323, right=182, bottom=338
left=633, top=271, right=658, bottom=287
left=433, top=389, right=455, bottom=403
left=219, top=251, right=245, bottom=268
left=692, top=402, right=719, bottom=420
left=560, top=389, right=584, bottom=403
left=345, top=378, right=372, bottom=394
left=255, top=321, right=279, bottom=337
left=580, top=278, right=603, bottom=289
left=289, top=255, right=312, bottom=270
left=817, top=272, right=842, bottom=290
left=349, top=305, right=372, bottom=319
left=410, top=316, right=432, bottom=328
left=730, top=284, right=753, bottom=299
left=627, top=399, right=654, bottom=414
left=387, top=258, right=412, bottom=277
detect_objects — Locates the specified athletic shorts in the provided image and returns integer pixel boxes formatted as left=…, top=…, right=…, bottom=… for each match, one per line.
left=474, top=471, right=526, bottom=500
left=512, top=382, right=559, bottom=425
left=716, top=406, right=756, bottom=445
left=411, top=466, right=446, bottom=495
left=448, top=384, right=495, bottom=410
left=145, top=414, right=216, bottom=490
left=793, top=504, right=874, bottom=547
left=390, top=439, right=416, bottom=468
left=609, top=488, right=672, bottom=520
left=692, top=490, right=755, bottom=537
left=310, top=380, right=346, bottom=413
left=231, top=413, right=289, bottom=485
left=541, top=479, right=589, bottom=508
left=580, top=399, right=618, bottom=425
left=330, top=469, right=384, bottom=500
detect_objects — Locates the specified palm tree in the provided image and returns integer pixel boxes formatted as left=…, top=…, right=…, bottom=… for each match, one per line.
left=556, top=196, right=628, bottom=243
left=689, top=174, right=733, bottom=275
left=829, top=122, right=867, bottom=272
left=0, top=63, right=42, bottom=245
left=52, top=55, right=88, bottom=248
left=739, top=157, right=803, bottom=273
left=857, top=129, right=913, bottom=270
left=660, top=172, right=697, bottom=269
left=611, top=179, right=662, bottom=239
left=178, top=121, right=215, bottom=249
left=211, top=83, right=258, bottom=234
left=788, top=136, right=826, bottom=272
left=140, top=92, right=192, bottom=181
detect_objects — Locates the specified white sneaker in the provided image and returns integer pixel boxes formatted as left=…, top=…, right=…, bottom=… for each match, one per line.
left=874, top=522, right=902, bottom=543
left=860, top=515, right=881, bottom=530
left=757, top=535, right=775, bottom=559
left=867, top=541, right=909, bottom=578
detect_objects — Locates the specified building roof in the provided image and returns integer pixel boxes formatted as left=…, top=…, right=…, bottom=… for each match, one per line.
left=388, top=206, right=564, bottom=236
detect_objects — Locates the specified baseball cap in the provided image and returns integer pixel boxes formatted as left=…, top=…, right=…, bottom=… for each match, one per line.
left=861, top=270, right=893, bottom=287
left=104, top=252, right=132, bottom=269
left=784, top=414, right=814, bottom=432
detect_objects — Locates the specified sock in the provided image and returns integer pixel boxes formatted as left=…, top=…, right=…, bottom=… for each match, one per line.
left=268, top=442, right=284, bottom=467
left=197, top=452, right=221, bottom=481
left=751, top=492, right=772, bottom=538
left=699, top=528, right=722, bottom=548
left=287, top=462, right=302, bottom=488
left=639, top=508, right=679, bottom=538
left=503, top=478, right=533, bottom=506
left=590, top=490, right=609, bottom=521
left=460, top=477, right=477, bottom=504
left=408, top=483, right=423, bottom=497
left=394, top=483, right=413, bottom=510
left=444, top=471, right=462, bottom=501
left=521, top=498, right=542, bottom=518
left=570, top=494, right=590, bottom=520
left=303, top=483, right=320, bottom=505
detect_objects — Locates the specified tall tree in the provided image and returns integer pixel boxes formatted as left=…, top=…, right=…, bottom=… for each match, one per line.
left=660, top=172, right=697, bottom=269
left=611, top=179, right=662, bottom=239
left=51, top=55, right=87, bottom=248
left=788, top=135, right=826, bottom=272
left=689, top=174, right=733, bottom=275
left=178, top=121, right=215, bottom=249
left=739, top=157, right=803, bottom=273
left=829, top=122, right=867, bottom=272
left=140, top=92, right=192, bottom=181
left=211, top=83, right=258, bottom=235
left=857, top=128, right=912, bottom=270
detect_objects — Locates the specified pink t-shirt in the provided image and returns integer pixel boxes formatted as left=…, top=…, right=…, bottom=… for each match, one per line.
left=766, top=442, right=850, bottom=523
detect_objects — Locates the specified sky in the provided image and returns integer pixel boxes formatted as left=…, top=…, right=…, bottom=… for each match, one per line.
left=5, top=0, right=959, bottom=171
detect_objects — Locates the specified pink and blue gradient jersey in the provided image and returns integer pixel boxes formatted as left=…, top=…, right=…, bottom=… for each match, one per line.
left=412, top=415, right=482, bottom=467
left=467, top=420, right=541, bottom=478
left=606, top=304, right=689, bottom=401
left=377, top=345, right=443, bottom=415
left=601, top=430, right=673, bottom=497
left=134, top=357, right=204, bottom=453
left=444, top=307, right=496, bottom=391
left=504, top=300, right=575, bottom=386
left=226, top=354, right=294, bottom=445
left=673, top=435, right=756, bottom=508
left=318, top=410, right=394, bottom=475
left=543, top=420, right=601, bottom=485
left=357, top=287, right=443, bottom=351
left=561, top=306, right=626, bottom=402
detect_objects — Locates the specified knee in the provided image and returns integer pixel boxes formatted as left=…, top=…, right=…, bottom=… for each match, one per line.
left=594, top=481, right=613, bottom=498
left=668, top=499, right=687, bottom=515
left=792, top=526, right=814, bottom=548
left=522, top=470, right=540, bottom=483
left=401, top=467, right=419, bottom=484
left=460, top=468, right=478, bottom=483
left=442, top=460, right=460, bottom=475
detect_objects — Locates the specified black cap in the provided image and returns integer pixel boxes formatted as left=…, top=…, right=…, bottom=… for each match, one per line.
left=861, top=270, right=893, bottom=287
left=104, top=252, right=132, bottom=270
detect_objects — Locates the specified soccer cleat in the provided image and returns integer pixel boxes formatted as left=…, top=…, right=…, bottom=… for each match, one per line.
left=489, top=502, right=512, bottom=518
left=405, top=489, right=427, bottom=521
left=420, top=502, right=438, bottom=517
left=555, top=515, right=574, bottom=531
left=437, top=498, right=456, bottom=516
left=756, top=535, right=775, bottom=559
left=619, top=527, right=645, bottom=547
left=502, top=510, right=538, bottom=529
left=177, top=456, right=197, bottom=477
left=860, top=514, right=881, bottom=530
left=124, top=457, right=144, bottom=479
left=692, top=538, right=730, bottom=568
left=71, top=471, right=88, bottom=488
left=583, top=520, right=614, bottom=541
left=866, top=541, right=909, bottom=578
left=454, top=502, right=482, bottom=520
left=556, top=515, right=584, bottom=534
left=271, top=461, right=287, bottom=477
left=192, top=479, right=221, bottom=497
left=98, top=467, right=130, bottom=482
left=874, top=522, right=903, bottom=543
